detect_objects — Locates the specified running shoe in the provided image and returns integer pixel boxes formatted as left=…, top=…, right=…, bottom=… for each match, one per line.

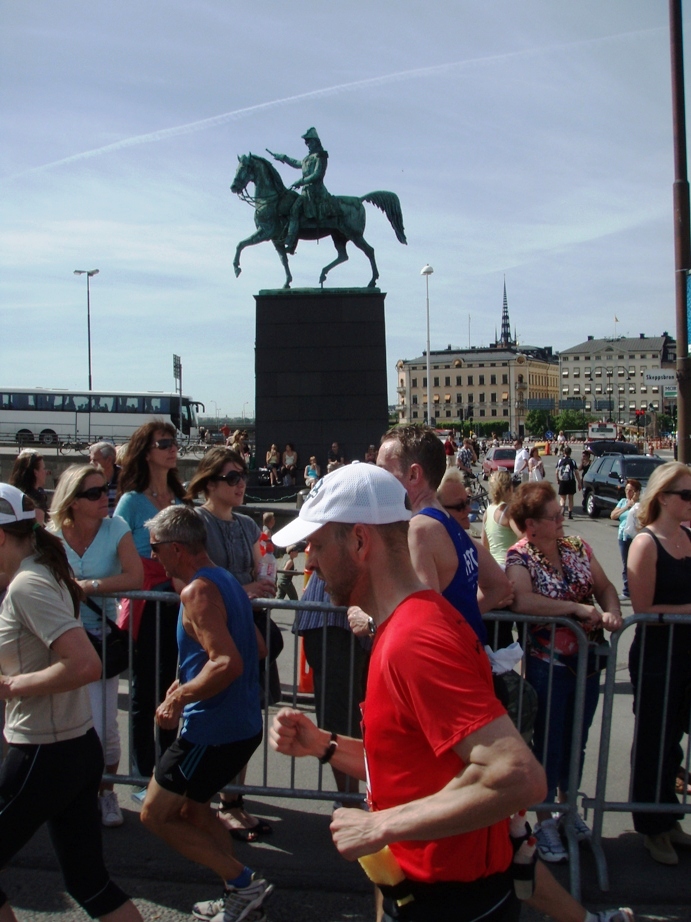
left=534, top=818, right=568, bottom=863
left=194, top=877, right=273, bottom=922
left=99, top=790, right=124, bottom=827
left=558, top=810, right=592, bottom=842
left=130, top=786, right=147, bottom=806
left=594, top=910, right=634, bottom=922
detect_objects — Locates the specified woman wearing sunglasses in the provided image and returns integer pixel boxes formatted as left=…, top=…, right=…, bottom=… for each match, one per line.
left=506, top=481, right=621, bottom=865
left=186, top=447, right=277, bottom=841
left=0, top=484, right=142, bottom=922
left=626, top=461, right=691, bottom=865
left=50, top=465, right=143, bottom=827
left=113, top=421, right=187, bottom=793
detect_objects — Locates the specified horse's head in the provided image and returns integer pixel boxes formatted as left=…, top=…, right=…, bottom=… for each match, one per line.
left=230, top=154, right=253, bottom=194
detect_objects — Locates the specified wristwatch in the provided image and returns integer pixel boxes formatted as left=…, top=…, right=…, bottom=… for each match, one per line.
left=90, top=580, right=101, bottom=591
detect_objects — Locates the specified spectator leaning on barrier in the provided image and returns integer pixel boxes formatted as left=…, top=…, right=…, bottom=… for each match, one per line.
left=626, top=460, right=691, bottom=866
left=506, top=482, right=622, bottom=865
left=139, top=505, right=273, bottom=922
left=269, top=463, right=547, bottom=922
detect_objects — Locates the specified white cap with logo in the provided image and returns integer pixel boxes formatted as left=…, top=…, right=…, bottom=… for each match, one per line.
left=272, top=462, right=411, bottom=548
left=0, top=483, right=37, bottom=525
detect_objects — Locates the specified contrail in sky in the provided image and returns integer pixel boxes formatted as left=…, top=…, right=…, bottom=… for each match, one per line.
left=3, top=26, right=660, bottom=182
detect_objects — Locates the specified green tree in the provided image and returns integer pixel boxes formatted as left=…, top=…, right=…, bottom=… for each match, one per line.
left=525, top=409, right=553, bottom=437
left=553, top=408, right=590, bottom=436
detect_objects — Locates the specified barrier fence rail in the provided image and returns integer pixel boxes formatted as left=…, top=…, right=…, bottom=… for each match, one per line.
left=2, top=591, right=689, bottom=903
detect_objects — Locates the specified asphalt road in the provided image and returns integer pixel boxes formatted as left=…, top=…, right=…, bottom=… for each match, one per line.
left=3, top=447, right=690, bottom=921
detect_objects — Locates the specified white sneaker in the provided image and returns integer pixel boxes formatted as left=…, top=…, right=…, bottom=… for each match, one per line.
left=595, top=910, right=634, bottom=922
left=558, top=810, right=592, bottom=842
left=99, top=791, right=124, bottom=827
left=194, top=877, right=273, bottom=922
left=534, top=818, right=568, bottom=863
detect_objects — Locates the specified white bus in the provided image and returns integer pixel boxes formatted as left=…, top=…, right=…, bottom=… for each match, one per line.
left=0, top=388, right=204, bottom=445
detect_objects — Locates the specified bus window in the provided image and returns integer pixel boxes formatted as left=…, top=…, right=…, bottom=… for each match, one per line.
left=91, top=395, right=115, bottom=412
left=36, top=393, right=62, bottom=411
left=117, top=396, right=143, bottom=413
left=0, top=393, right=11, bottom=410
left=10, top=393, right=36, bottom=411
left=144, top=396, right=171, bottom=414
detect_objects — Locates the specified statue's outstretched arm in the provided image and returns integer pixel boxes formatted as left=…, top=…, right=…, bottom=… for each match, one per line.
left=267, top=149, right=301, bottom=170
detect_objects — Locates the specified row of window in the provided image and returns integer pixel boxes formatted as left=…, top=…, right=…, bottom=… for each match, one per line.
left=562, top=385, right=659, bottom=395
left=407, top=408, right=511, bottom=420
left=562, top=354, right=652, bottom=361
left=561, top=367, right=656, bottom=378
left=407, top=392, right=509, bottom=406
left=410, top=373, right=511, bottom=387
left=0, top=393, right=176, bottom=414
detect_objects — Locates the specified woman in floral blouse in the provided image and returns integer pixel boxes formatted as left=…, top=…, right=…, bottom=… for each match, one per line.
left=505, top=481, right=621, bottom=864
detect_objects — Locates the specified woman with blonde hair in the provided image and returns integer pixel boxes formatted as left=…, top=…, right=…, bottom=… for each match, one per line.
left=481, top=470, right=518, bottom=567
left=626, top=460, right=691, bottom=865
left=50, top=464, right=143, bottom=827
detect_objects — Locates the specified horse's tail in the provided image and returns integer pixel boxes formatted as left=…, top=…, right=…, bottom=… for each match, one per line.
left=361, top=191, right=407, bottom=244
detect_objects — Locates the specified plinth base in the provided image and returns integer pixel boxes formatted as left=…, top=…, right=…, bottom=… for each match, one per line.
left=255, top=288, right=389, bottom=474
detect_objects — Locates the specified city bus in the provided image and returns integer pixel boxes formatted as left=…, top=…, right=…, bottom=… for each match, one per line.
left=0, top=388, right=204, bottom=445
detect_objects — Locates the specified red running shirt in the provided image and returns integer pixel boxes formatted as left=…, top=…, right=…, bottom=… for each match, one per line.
left=363, top=590, right=511, bottom=883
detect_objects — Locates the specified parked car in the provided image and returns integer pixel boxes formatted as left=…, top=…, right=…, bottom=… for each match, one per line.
left=582, top=453, right=666, bottom=517
left=584, top=439, right=640, bottom=457
left=481, top=446, right=516, bottom=480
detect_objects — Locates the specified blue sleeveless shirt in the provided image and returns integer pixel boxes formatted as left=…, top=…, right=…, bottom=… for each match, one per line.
left=177, top=566, right=262, bottom=745
left=415, top=507, right=488, bottom=646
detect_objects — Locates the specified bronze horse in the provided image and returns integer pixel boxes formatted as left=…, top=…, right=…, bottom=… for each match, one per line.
left=230, top=153, right=407, bottom=289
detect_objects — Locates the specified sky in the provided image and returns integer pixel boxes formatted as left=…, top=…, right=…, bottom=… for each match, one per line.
left=0, top=1, right=685, bottom=420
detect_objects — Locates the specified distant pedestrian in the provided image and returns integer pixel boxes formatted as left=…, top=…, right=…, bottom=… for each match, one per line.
left=555, top=446, right=580, bottom=519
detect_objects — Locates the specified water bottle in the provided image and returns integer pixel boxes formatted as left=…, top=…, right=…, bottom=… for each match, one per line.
left=258, top=550, right=277, bottom=583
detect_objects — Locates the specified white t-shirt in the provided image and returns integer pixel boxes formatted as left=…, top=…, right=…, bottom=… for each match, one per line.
left=0, top=557, right=93, bottom=744
left=514, top=448, right=529, bottom=475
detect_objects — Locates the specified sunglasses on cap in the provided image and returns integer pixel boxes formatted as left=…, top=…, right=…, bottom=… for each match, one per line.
left=665, top=489, right=691, bottom=502
left=76, top=484, right=108, bottom=501
left=212, top=471, right=249, bottom=487
left=444, top=499, right=471, bottom=512
left=151, top=438, right=178, bottom=450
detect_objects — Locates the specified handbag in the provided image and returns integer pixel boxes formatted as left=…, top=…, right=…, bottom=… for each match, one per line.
left=85, top=598, right=130, bottom=678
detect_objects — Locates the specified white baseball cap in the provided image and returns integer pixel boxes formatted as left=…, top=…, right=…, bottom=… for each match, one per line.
left=0, top=483, right=37, bottom=525
left=272, top=462, right=411, bottom=548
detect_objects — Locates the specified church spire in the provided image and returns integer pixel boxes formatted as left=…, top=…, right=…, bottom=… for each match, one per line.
left=500, top=276, right=513, bottom=347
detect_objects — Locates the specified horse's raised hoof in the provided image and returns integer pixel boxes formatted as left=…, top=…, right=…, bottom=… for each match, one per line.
left=234, top=265, right=242, bottom=278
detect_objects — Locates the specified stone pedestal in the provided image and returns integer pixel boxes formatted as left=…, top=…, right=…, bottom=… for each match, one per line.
left=255, top=288, right=389, bottom=476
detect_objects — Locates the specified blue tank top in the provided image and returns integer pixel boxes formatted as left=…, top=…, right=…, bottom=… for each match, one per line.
left=177, top=566, right=262, bottom=745
left=415, top=507, right=488, bottom=645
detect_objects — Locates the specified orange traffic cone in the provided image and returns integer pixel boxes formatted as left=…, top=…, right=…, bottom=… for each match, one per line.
left=298, top=637, right=314, bottom=693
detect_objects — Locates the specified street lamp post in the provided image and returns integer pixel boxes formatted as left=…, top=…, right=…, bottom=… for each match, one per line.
left=73, top=269, right=99, bottom=392
left=421, top=264, right=434, bottom=427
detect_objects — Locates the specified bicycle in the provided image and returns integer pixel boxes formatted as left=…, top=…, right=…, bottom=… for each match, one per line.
left=59, top=439, right=90, bottom=456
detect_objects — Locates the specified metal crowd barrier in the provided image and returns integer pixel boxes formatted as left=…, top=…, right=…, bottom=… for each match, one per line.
left=5, top=588, right=689, bottom=902
left=584, top=612, right=691, bottom=892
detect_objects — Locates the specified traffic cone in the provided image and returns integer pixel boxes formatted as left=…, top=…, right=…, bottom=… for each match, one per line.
left=298, top=637, right=314, bottom=693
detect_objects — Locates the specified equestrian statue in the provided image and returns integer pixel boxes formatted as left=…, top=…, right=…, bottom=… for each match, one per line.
left=230, top=128, right=407, bottom=289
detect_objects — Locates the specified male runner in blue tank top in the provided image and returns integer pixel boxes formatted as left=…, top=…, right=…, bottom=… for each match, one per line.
left=138, top=505, right=272, bottom=922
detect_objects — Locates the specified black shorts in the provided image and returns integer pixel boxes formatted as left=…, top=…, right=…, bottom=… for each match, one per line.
left=0, top=728, right=129, bottom=918
left=154, top=731, right=262, bottom=803
left=557, top=481, right=577, bottom=496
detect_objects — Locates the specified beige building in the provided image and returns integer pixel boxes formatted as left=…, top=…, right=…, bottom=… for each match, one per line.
left=395, top=284, right=558, bottom=435
left=558, top=333, right=677, bottom=425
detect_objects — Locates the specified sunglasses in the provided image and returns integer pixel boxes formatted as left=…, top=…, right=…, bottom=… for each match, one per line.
left=151, top=438, right=179, bottom=450
left=664, top=489, right=691, bottom=502
left=75, top=484, right=108, bottom=501
left=540, top=512, right=565, bottom=523
left=212, top=471, right=249, bottom=487
left=444, top=500, right=471, bottom=512
left=150, top=540, right=175, bottom=554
